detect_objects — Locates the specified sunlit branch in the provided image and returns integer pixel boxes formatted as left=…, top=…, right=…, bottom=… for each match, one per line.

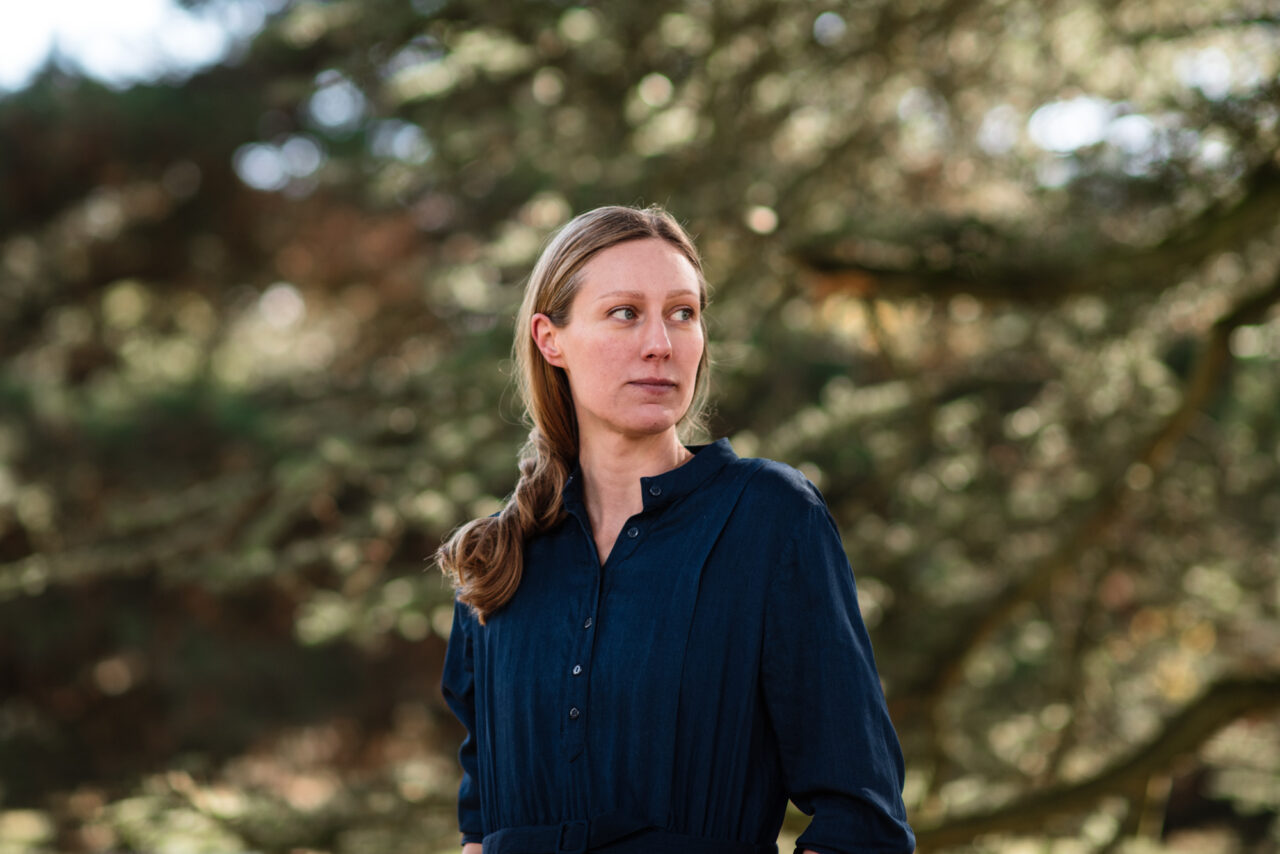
left=1120, top=15, right=1280, bottom=43
left=911, top=672, right=1280, bottom=851
left=1037, top=561, right=1105, bottom=785
left=924, top=268, right=1280, bottom=702
left=794, top=162, right=1280, bottom=303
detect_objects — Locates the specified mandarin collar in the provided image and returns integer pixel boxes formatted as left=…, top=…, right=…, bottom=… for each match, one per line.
left=562, top=438, right=737, bottom=517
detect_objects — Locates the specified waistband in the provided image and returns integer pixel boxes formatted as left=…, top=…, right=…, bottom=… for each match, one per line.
left=481, top=813, right=777, bottom=854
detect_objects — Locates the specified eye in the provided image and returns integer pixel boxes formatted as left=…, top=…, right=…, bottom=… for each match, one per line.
left=608, top=306, right=638, bottom=321
left=671, top=307, right=696, bottom=322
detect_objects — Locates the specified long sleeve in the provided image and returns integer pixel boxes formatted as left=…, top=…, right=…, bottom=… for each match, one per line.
left=761, top=496, right=915, bottom=854
left=440, top=599, right=485, bottom=844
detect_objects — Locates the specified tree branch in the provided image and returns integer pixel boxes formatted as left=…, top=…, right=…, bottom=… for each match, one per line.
left=1120, top=15, right=1280, bottom=44
left=925, top=268, right=1280, bottom=702
left=793, top=162, right=1280, bottom=303
left=912, top=673, right=1280, bottom=851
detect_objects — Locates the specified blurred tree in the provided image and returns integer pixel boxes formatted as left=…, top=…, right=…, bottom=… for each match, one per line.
left=2, top=0, right=1279, bottom=851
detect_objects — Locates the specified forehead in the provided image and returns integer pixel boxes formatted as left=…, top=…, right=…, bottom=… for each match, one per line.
left=576, top=238, right=701, bottom=296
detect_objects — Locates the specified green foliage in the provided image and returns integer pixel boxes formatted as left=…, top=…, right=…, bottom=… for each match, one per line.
left=2, top=0, right=1280, bottom=851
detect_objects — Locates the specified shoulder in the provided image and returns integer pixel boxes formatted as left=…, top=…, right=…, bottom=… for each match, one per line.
left=737, top=456, right=825, bottom=508
left=451, top=594, right=482, bottom=637
left=722, top=454, right=832, bottom=532
left=722, top=457, right=853, bottom=588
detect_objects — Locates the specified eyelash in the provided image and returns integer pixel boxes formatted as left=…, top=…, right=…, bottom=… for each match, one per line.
left=609, top=307, right=697, bottom=322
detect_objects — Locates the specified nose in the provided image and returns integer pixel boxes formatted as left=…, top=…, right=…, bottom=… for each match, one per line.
left=641, top=315, right=672, bottom=360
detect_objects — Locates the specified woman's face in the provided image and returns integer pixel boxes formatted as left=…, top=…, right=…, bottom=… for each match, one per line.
left=532, top=238, right=704, bottom=444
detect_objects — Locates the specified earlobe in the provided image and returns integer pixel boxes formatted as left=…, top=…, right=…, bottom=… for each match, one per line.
left=530, top=313, right=567, bottom=368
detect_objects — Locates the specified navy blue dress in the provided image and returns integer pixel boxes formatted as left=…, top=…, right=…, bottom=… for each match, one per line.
left=441, top=439, right=915, bottom=854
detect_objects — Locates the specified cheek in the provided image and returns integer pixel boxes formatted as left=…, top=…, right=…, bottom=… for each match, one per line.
left=568, top=337, right=629, bottom=389
left=680, top=332, right=705, bottom=366
left=589, top=339, right=632, bottom=370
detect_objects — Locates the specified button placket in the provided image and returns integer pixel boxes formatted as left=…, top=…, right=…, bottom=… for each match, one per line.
left=564, top=605, right=597, bottom=760
left=562, top=508, right=605, bottom=771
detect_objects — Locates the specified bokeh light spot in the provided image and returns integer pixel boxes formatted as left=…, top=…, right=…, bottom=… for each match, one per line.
left=259, top=282, right=306, bottom=329
left=307, top=71, right=367, bottom=132
left=745, top=206, right=778, bottom=234
left=1028, top=96, right=1112, bottom=152
left=813, top=12, right=847, bottom=46
left=637, top=72, right=674, bottom=108
left=233, top=143, right=289, bottom=191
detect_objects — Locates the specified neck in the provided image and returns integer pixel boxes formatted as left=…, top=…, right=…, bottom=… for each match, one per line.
left=578, top=429, right=691, bottom=524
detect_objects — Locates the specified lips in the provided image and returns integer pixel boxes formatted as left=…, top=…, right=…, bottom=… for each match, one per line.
left=629, top=378, right=677, bottom=390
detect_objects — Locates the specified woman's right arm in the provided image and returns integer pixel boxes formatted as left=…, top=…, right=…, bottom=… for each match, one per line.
left=441, top=600, right=486, bottom=846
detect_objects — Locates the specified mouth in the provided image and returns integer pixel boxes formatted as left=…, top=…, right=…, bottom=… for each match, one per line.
left=629, top=379, right=678, bottom=391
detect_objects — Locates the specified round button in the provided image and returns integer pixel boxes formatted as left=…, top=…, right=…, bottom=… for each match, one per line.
left=569, top=707, right=580, bottom=720
left=583, top=617, right=593, bottom=629
left=627, top=526, right=639, bottom=538
left=648, top=485, right=662, bottom=496
left=572, top=664, right=582, bottom=676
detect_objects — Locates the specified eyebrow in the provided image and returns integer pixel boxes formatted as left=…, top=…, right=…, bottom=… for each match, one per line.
left=594, top=289, right=699, bottom=301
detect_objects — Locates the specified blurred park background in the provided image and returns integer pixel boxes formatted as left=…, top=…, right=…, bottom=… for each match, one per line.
left=2, top=0, right=1280, bottom=851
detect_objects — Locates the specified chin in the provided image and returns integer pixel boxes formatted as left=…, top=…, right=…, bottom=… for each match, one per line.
left=616, top=411, right=683, bottom=437
left=620, top=420, right=679, bottom=438
left=585, top=402, right=691, bottom=440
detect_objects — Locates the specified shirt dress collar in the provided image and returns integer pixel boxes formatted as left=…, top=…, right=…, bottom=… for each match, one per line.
left=562, top=437, right=738, bottom=516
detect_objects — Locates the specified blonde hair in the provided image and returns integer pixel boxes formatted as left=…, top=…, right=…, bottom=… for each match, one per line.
left=436, top=205, right=710, bottom=622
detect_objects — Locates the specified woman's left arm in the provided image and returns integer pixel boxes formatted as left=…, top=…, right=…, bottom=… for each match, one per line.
left=761, top=497, right=916, bottom=854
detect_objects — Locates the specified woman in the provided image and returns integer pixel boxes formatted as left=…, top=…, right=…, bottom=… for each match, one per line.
left=438, top=205, right=914, bottom=854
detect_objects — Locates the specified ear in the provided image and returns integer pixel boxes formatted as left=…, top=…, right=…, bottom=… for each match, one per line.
left=530, top=313, right=567, bottom=368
